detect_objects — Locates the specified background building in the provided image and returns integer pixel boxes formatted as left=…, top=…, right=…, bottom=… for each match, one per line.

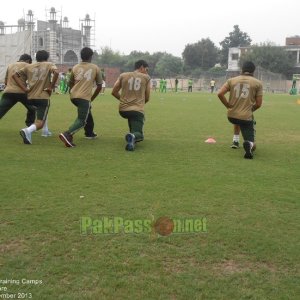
left=285, top=36, right=300, bottom=68
left=0, top=7, right=95, bottom=81
left=227, top=36, right=300, bottom=73
left=225, top=37, right=300, bottom=93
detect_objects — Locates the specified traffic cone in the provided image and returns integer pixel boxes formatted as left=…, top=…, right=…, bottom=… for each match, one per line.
left=205, top=137, right=216, bottom=143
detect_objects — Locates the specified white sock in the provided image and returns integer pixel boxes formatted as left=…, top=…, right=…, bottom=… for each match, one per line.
left=27, top=124, right=37, bottom=133
left=43, top=119, right=49, bottom=133
left=249, top=141, right=254, bottom=148
left=233, top=135, right=239, bottom=142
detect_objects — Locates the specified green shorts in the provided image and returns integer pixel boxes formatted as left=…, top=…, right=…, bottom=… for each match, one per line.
left=28, top=99, right=50, bottom=121
left=228, top=117, right=256, bottom=142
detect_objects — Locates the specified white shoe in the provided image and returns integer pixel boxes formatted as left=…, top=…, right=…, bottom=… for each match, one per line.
left=41, top=131, right=52, bottom=137
left=125, top=133, right=135, bottom=151
left=20, top=128, right=32, bottom=144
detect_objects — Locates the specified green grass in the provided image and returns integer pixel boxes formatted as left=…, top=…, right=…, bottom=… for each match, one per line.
left=0, top=90, right=299, bottom=299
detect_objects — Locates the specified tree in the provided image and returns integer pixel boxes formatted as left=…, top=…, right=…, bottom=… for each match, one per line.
left=120, top=51, right=163, bottom=73
left=154, top=54, right=183, bottom=77
left=149, top=52, right=167, bottom=76
left=123, top=51, right=153, bottom=72
left=220, top=25, right=252, bottom=66
left=182, top=38, right=219, bottom=71
left=240, top=43, right=295, bottom=76
left=91, top=50, right=101, bottom=65
left=97, top=47, right=125, bottom=68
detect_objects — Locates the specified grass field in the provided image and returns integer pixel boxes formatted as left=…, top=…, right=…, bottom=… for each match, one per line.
left=0, top=90, right=299, bottom=299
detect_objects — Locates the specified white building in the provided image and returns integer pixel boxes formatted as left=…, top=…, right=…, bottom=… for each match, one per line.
left=227, top=36, right=300, bottom=72
left=0, top=7, right=95, bottom=81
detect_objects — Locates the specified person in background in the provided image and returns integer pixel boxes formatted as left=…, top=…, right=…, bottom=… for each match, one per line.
left=64, top=68, right=72, bottom=94
left=151, top=79, right=157, bottom=92
left=59, top=73, right=66, bottom=93
left=161, top=78, right=167, bottom=93
left=175, top=78, right=179, bottom=92
left=159, top=78, right=163, bottom=92
left=101, top=68, right=106, bottom=94
left=188, top=78, right=193, bottom=92
left=210, top=78, right=216, bottom=93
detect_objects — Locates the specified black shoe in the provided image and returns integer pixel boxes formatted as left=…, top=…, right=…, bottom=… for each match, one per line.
left=84, top=132, right=98, bottom=139
left=243, top=141, right=253, bottom=159
left=59, top=132, right=76, bottom=147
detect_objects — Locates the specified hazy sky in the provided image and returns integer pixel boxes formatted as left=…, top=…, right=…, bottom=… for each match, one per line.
left=1, top=0, right=299, bottom=57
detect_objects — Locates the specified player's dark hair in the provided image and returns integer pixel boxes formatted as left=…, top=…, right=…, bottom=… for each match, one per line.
left=36, top=50, right=49, bottom=62
left=81, top=47, right=94, bottom=61
left=242, top=61, right=256, bottom=74
left=19, top=54, right=32, bottom=63
left=135, top=60, right=149, bottom=70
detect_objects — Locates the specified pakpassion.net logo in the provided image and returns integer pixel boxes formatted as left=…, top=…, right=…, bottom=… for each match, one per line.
left=80, top=216, right=207, bottom=236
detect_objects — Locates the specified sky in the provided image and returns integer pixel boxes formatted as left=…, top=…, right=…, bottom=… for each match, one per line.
left=1, top=0, right=299, bottom=57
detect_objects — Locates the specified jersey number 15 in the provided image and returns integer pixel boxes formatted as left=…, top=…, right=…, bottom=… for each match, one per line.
left=234, top=83, right=250, bottom=99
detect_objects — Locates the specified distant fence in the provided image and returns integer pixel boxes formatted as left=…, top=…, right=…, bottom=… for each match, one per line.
left=255, top=67, right=288, bottom=93
left=153, top=67, right=289, bottom=93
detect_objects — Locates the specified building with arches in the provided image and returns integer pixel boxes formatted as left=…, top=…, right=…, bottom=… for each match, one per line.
left=0, top=7, right=95, bottom=80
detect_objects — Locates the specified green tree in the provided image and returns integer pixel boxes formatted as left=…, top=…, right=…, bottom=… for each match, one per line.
left=220, top=25, right=252, bottom=66
left=154, top=54, right=183, bottom=77
left=240, top=43, right=295, bottom=76
left=123, top=51, right=176, bottom=76
left=149, top=52, right=166, bottom=76
left=207, top=65, right=227, bottom=78
left=91, top=50, right=101, bottom=65
left=123, top=51, right=153, bottom=72
left=182, top=38, right=219, bottom=71
left=97, top=47, right=125, bottom=68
